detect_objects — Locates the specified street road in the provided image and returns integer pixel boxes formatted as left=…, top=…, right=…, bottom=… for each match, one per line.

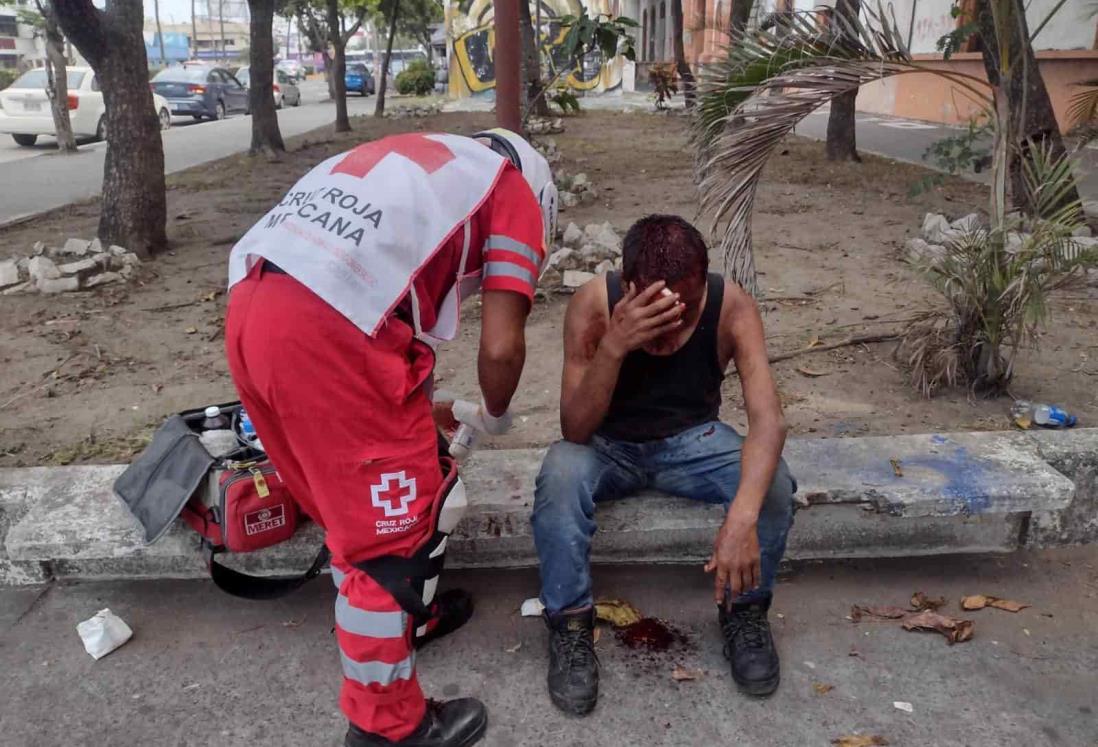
left=0, top=80, right=376, bottom=225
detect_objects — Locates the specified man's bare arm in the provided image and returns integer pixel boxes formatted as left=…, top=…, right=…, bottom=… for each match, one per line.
left=705, top=284, right=788, bottom=600
left=560, top=282, right=621, bottom=443
left=478, top=290, right=530, bottom=416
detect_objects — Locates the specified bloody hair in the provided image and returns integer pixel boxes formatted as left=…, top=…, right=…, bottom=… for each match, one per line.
left=621, top=214, right=709, bottom=288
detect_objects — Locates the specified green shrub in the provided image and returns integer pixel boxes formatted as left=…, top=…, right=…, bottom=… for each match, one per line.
left=395, top=59, right=435, bottom=96
left=0, top=69, right=17, bottom=91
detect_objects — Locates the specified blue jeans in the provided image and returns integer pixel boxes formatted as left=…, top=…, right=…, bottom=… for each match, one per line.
left=531, top=421, right=796, bottom=614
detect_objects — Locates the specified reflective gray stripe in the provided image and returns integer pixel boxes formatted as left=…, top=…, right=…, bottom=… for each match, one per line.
left=330, top=566, right=346, bottom=589
left=483, top=260, right=535, bottom=287
left=340, top=651, right=415, bottom=686
left=485, top=235, right=541, bottom=266
left=335, top=595, right=407, bottom=638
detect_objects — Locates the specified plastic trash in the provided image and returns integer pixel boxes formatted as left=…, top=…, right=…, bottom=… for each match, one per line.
left=1011, top=400, right=1077, bottom=429
left=198, top=429, right=238, bottom=457
left=77, top=608, right=133, bottom=660
left=520, top=597, right=545, bottom=617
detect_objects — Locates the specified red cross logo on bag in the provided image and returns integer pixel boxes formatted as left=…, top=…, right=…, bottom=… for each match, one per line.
left=371, top=471, right=418, bottom=517
left=331, top=134, right=456, bottom=179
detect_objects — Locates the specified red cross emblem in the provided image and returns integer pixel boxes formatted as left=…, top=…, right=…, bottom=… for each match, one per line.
left=370, top=471, right=418, bottom=517
left=331, top=133, right=456, bottom=179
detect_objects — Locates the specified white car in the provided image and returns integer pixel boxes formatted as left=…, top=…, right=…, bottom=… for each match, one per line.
left=0, top=65, right=172, bottom=147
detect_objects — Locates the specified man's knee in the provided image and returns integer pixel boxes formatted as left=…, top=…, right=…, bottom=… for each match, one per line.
left=532, top=440, right=602, bottom=527
left=761, top=464, right=796, bottom=525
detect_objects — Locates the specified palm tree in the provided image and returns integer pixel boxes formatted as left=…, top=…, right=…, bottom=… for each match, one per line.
left=693, top=2, right=1095, bottom=394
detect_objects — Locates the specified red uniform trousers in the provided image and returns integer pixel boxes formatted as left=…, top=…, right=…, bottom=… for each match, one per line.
left=225, top=265, right=443, bottom=741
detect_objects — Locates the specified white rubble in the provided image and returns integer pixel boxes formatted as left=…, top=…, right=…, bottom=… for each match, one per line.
left=2, top=238, right=143, bottom=296
left=0, top=260, right=18, bottom=288
left=563, top=270, right=596, bottom=288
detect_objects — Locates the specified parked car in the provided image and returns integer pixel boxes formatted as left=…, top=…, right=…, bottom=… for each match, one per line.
left=277, top=59, right=305, bottom=82
left=345, top=64, right=375, bottom=96
left=0, top=66, right=172, bottom=146
left=235, top=66, right=301, bottom=109
left=151, top=65, right=248, bottom=121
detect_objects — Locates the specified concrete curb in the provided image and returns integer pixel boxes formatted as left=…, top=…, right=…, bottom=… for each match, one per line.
left=0, top=429, right=1090, bottom=585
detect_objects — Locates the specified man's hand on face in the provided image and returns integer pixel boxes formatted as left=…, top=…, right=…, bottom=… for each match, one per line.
left=601, top=280, right=685, bottom=360
left=704, top=507, right=761, bottom=607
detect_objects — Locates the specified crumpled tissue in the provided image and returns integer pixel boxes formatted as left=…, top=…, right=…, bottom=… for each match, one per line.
left=77, top=608, right=133, bottom=660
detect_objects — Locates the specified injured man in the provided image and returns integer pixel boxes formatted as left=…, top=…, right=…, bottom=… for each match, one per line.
left=532, top=214, right=797, bottom=715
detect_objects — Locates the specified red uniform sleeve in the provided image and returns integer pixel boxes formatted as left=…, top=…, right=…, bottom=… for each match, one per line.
left=477, top=164, right=546, bottom=300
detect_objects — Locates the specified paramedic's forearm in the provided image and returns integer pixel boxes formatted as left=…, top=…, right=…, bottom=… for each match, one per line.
left=479, top=334, right=525, bottom=416
left=561, top=341, right=624, bottom=444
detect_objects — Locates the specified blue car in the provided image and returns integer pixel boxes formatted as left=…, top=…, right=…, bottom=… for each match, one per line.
left=151, top=65, right=249, bottom=121
left=345, top=64, right=375, bottom=96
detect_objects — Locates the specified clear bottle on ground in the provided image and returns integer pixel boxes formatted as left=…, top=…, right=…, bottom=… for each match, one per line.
left=1011, top=400, right=1077, bottom=429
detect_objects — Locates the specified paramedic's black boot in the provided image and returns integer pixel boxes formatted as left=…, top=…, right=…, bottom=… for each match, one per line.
left=545, top=607, right=599, bottom=715
left=344, top=698, right=487, bottom=747
left=720, top=596, right=780, bottom=697
left=414, top=589, right=474, bottom=649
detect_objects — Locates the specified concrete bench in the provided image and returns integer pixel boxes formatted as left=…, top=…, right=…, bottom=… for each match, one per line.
left=2, top=429, right=1093, bottom=585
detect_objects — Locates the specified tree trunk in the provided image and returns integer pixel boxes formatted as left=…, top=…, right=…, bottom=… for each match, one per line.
left=248, top=0, right=285, bottom=155
left=41, top=3, right=76, bottom=153
left=53, top=0, right=167, bottom=257
left=976, top=0, right=1079, bottom=216
left=324, top=50, right=335, bottom=99
left=219, top=0, right=226, bottom=62
left=153, top=0, right=166, bottom=66
left=326, top=0, right=351, bottom=131
left=191, top=0, right=198, bottom=58
left=825, top=0, right=860, bottom=162
left=670, top=0, right=694, bottom=108
left=519, top=0, right=549, bottom=117
left=375, top=0, right=400, bottom=118
left=729, top=0, right=753, bottom=36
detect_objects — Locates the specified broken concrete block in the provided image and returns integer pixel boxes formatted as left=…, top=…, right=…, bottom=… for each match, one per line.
left=950, top=213, right=981, bottom=233
left=0, top=260, right=18, bottom=288
left=37, top=276, right=80, bottom=293
left=88, top=238, right=103, bottom=255
left=31, top=241, right=47, bottom=256
left=547, top=247, right=577, bottom=269
left=57, top=257, right=101, bottom=279
left=561, top=222, right=583, bottom=248
left=108, top=245, right=128, bottom=257
left=60, top=238, right=91, bottom=256
left=584, top=222, right=620, bottom=255
left=561, top=191, right=579, bottom=209
left=572, top=173, right=590, bottom=190
left=120, top=252, right=141, bottom=267
left=85, top=272, right=123, bottom=288
left=579, top=190, right=597, bottom=206
left=594, top=259, right=615, bottom=275
left=905, top=238, right=946, bottom=266
left=28, top=255, right=60, bottom=282
left=118, top=264, right=135, bottom=279
left=563, top=270, right=596, bottom=288
left=921, top=213, right=953, bottom=244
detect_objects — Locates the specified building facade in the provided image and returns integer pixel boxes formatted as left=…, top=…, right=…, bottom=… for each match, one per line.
left=0, top=0, right=44, bottom=71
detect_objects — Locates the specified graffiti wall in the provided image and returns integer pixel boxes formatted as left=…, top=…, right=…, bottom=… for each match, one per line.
left=446, top=0, right=626, bottom=98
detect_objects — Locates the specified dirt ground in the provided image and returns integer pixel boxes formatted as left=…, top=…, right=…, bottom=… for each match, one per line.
left=1, top=110, right=1096, bottom=467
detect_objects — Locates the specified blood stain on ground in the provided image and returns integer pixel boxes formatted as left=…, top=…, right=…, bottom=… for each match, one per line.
left=615, top=618, right=688, bottom=652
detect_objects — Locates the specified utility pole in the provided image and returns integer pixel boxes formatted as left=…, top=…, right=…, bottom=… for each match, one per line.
left=191, top=0, right=198, bottom=59
left=154, top=0, right=167, bottom=66
left=492, top=0, right=521, bottom=131
left=219, top=0, right=226, bottom=63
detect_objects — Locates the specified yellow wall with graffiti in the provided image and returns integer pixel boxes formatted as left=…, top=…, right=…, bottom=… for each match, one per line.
left=446, top=0, right=626, bottom=98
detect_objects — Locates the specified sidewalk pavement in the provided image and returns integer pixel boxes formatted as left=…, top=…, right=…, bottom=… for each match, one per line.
left=2, top=547, right=1095, bottom=746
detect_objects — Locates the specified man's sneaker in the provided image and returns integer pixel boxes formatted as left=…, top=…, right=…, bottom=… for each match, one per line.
left=719, top=597, right=780, bottom=696
left=414, top=589, right=475, bottom=649
left=544, top=607, right=599, bottom=715
left=344, top=698, right=487, bottom=747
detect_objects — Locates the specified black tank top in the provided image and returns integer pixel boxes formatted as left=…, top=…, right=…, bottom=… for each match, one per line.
left=596, top=272, right=725, bottom=443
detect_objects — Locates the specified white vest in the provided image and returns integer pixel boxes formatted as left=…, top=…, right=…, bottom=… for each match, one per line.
left=228, top=133, right=510, bottom=339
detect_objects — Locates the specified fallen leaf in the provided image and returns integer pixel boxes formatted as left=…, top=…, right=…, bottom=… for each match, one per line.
left=1023, top=628, right=1031, bottom=637
left=889, top=458, right=904, bottom=477
left=961, top=594, right=1029, bottom=613
left=832, top=736, right=888, bottom=747
left=910, top=591, right=946, bottom=611
left=797, top=366, right=830, bottom=377
left=671, top=666, right=702, bottom=682
left=807, top=334, right=822, bottom=348
left=184, top=326, right=198, bottom=335
left=595, top=599, right=642, bottom=628
left=850, top=605, right=908, bottom=622
left=813, top=682, right=834, bottom=695
left=504, top=642, right=522, bottom=653
left=901, top=610, right=974, bottom=644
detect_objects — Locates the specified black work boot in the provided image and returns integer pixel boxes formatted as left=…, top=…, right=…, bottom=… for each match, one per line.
left=414, top=589, right=474, bottom=649
left=344, top=698, right=487, bottom=747
left=719, top=596, right=780, bottom=696
left=545, top=607, right=599, bottom=715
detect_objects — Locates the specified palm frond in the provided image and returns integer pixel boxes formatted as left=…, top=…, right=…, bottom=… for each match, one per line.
left=1020, top=136, right=1085, bottom=227
left=1067, top=79, right=1098, bottom=131
left=693, top=3, right=992, bottom=293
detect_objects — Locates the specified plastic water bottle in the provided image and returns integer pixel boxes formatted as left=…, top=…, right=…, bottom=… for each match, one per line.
left=449, top=424, right=478, bottom=462
left=1011, top=400, right=1077, bottom=429
left=202, top=405, right=230, bottom=431
left=238, top=408, right=264, bottom=451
